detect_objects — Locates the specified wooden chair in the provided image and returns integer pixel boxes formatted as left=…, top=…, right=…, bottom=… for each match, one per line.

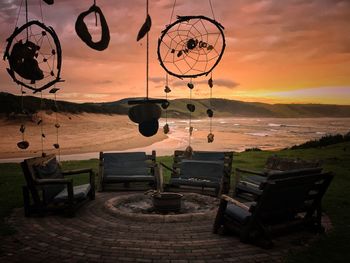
left=235, top=167, right=323, bottom=200
left=99, top=151, right=156, bottom=191
left=164, top=151, right=233, bottom=196
left=235, top=156, right=322, bottom=200
left=21, top=154, right=95, bottom=217
left=213, top=171, right=333, bottom=248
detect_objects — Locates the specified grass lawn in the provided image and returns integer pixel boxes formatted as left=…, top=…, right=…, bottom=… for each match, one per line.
left=0, top=141, right=349, bottom=262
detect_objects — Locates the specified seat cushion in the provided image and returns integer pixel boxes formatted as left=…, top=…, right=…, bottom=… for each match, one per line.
left=170, top=177, right=220, bottom=188
left=103, top=175, right=154, bottom=183
left=225, top=203, right=251, bottom=224
left=33, top=157, right=63, bottom=179
left=53, top=184, right=91, bottom=202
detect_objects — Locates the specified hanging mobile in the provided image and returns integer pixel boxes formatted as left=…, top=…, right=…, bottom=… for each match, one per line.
left=128, top=0, right=168, bottom=137
left=207, top=73, right=214, bottom=143
left=75, top=0, right=110, bottom=51
left=162, top=74, right=171, bottom=134
left=3, top=0, right=63, bottom=93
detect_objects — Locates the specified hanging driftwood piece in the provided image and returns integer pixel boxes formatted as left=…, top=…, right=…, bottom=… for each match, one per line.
left=75, top=4, right=110, bottom=51
left=137, top=14, right=152, bottom=41
left=43, top=0, right=54, bottom=5
left=3, top=20, right=63, bottom=93
left=207, top=133, right=214, bottom=143
left=163, top=123, right=170, bottom=134
left=207, top=109, right=214, bottom=118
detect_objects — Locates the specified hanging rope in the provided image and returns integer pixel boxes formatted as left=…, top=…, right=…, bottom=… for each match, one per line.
left=146, top=0, right=149, bottom=99
left=25, top=0, right=29, bottom=40
left=39, top=0, right=44, bottom=23
left=208, top=0, right=216, bottom=20
left=53, top=87, right=61, bottom=161
left=188, top=79, right=193, bottom=146
left=169, top=0, right=177, bottom=24
left=39, top=91, right=45, bottom=156
left=209, top=72, right=213, bottom=134
left=94, top=0, right=98, bottom=26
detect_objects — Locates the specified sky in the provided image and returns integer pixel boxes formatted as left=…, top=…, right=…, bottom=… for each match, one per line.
left=0, top=0, right=350, bottom=105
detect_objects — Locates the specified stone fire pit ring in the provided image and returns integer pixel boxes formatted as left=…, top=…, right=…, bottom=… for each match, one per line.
left=104, top=193, right=219, bottom=223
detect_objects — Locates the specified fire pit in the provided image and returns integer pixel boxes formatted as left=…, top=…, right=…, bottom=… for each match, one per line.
left=105, top=193, right=219, bottom=223
left=152, top=192, right=183, bottom=213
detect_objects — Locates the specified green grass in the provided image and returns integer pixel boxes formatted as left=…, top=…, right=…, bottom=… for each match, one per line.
left=1, top=142, right=350, bottom=262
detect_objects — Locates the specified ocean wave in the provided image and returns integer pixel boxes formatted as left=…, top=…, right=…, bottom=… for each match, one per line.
left=245, top=132, right=269, bottom=137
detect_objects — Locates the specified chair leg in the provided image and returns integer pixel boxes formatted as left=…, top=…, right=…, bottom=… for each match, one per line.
left=22, top=186, right=31, bottom=217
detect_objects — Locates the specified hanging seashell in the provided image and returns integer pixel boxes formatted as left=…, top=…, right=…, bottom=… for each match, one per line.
left=20, top=124, right=25, bottom=133
left=187, top=83, right=194, bottom=89
left=55, top=123, right=60, bottom=128
left=207, top=133, right=214, bottom=143
left=161, top=101, right=170, bottom=110
left=37, top=119, right=43, bottom=125
left=163, top=123, right=170, bottom=134
left=189, top=126, right=194, bottom=136
left=184, top=145, right=193, bottom=158
left=187, top=104, right=195, bottom=112
left=53, top=143, right=60, bottom=149
left=137, top=14, right=152, bottom=41
left=207, top=109, right=214, bottom=118
left=164, top=86, right=171, bottom=93
left=17, top=140, right=29, bottom=149
left=49, top=87, right=60, bottom=93
left=208, top=77, right=213, bottom=88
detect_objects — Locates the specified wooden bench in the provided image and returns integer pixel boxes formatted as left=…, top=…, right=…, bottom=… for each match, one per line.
left=164, top=151, right=233, bottom=196
left=99, top=151, right=157, bottom=191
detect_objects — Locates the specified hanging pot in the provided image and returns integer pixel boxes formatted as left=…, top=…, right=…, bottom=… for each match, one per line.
left=128, top=103, right=161, bottom=124
left=139, top=118, right=159, bottom=137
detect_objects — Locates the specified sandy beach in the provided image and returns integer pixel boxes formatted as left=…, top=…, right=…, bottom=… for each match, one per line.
left=1, top=114, right=349, bottom=162
left=0, top=112, right=167, bottom=160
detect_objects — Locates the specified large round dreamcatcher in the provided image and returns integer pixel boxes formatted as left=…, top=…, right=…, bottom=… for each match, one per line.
left=158, top=15, right=225, bottom=79
left=158, top=0, right=226, bottom=151
left=3, top=0, right=63, bottom=156
left=3, top=20, right=62, bottom=93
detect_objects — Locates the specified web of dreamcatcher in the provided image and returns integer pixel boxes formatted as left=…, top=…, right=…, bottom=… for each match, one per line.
left=160, top=18, right=222, bottom=76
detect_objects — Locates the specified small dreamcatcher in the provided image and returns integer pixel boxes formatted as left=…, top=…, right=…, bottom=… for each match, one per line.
left=3, top=0, right=62, bottom=156
left=158, top=15, right=225, bottom=79
left=157, top=0, right=226, bottom=152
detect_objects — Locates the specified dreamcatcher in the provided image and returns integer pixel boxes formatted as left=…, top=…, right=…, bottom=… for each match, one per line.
left=3, top=0, right=62, bottom=156
left=128, top=0, right=167, bottom=137
left=157, top=0, right=226, bottom=152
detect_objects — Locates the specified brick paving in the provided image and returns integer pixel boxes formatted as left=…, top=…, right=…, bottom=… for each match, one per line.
left=0, top=192, right=330, bottom=263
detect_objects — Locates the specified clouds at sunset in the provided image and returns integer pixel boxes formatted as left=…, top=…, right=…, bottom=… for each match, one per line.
left=0, top=0, right=349, bottom=104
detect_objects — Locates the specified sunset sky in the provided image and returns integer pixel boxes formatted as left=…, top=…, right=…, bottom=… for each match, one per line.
left=1, top=0, right=350, bottom=105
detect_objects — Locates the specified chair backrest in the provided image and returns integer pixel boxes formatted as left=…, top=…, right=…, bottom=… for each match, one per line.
left=265, top=155, right=321, bottom=171
left=251, top=172, right=333, bottom=223
left=21, top=154, right=64, bottom=203
left=173, top=150, right=233, bottom=177
left=100, top=151, right=156, bottom=176
left=266, top=167, right=323, bottom=181
left=179, top=160, right=225, bottom=182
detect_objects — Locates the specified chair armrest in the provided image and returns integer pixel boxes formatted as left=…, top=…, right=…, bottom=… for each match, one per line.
left=35, top=178, right=72, bottom=185
left=62, top=168, right=93, bottom=175
left=221, top=194, right=250, bottom=210
left=235, top=168, right=266, bottom=176
left=160, top=162, right=179, bottom=175
left=238, top=180, right=260, bottom=188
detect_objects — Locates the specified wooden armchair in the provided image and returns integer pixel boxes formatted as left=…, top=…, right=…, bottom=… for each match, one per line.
left=99, top=151, right=157, bottom=191
left=235, top=156, right=322, bottom=200
left=164, top=151, right=233, bottom=196
left=213, top=171, right=333, bottom=248
left=21, top=154, right=95, bottom=217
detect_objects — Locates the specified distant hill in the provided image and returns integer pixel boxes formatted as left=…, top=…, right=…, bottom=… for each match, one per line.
left=1, top=92, right=350, bottom=118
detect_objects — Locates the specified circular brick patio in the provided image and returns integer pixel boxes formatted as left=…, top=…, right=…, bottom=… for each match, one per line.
left=0, top=192, right=331, bottom=263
